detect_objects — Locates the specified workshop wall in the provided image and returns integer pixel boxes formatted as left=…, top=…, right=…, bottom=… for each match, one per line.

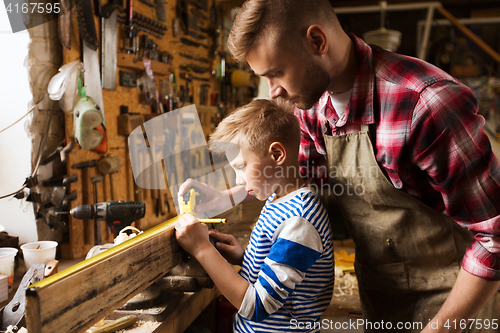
left=52, top=0, right=257, bottom=258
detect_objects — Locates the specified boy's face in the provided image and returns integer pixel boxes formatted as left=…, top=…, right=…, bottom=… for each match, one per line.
left=228, top=145, right=280, bottom=201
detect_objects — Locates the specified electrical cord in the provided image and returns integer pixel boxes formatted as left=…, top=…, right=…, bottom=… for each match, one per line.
left=0, top=92, right=47, bottom=135
left=0, top=107, right=33, bottom=134
left=0, top=98, right=54, bottom=200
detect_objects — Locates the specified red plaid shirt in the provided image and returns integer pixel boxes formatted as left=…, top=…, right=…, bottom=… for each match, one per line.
left=295, top=33, right=500, bottom=280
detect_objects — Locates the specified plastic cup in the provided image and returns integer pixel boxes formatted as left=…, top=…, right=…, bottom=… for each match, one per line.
left=0, top=247, right=18, bottom=292
left=21, top=241, right=58, bottom=271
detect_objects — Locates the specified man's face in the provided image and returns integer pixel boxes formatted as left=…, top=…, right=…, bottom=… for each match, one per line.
left=246, top=39, right=330, bottom=110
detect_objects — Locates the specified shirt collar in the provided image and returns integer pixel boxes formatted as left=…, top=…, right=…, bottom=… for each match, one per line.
left=315, top=33, right=375, bottom=125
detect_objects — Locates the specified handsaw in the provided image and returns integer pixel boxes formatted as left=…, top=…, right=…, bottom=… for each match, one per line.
left=96, top=0, right=121, bottom=90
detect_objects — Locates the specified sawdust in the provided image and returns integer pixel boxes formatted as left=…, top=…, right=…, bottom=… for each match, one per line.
left=114, top=320, right=161, bottom=332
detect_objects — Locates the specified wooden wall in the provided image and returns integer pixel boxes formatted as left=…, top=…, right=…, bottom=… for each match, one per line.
left=60, top=0, right=247, bottom=258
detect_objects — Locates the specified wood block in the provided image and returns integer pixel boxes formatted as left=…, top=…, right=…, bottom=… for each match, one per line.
left=25, top=217, right=182, bottom=333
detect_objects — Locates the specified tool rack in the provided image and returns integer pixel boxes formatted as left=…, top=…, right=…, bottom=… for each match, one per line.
left=59, top=0, right=253, bottom=259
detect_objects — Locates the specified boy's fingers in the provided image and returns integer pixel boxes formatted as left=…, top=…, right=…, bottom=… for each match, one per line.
left=209, top=230, right=232, bottom=243
left=215, top=241, right=230, bottom=252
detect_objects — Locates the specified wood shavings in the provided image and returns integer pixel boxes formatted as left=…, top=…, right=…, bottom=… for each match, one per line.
left=334, top=267, right=358, bottom=297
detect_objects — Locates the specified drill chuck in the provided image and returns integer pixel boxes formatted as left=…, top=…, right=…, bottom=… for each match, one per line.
left=70, top=204, right=95, bottom=220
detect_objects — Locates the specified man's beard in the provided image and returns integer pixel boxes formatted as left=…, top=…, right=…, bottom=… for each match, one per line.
left=291, top=60, right=330, bottom=110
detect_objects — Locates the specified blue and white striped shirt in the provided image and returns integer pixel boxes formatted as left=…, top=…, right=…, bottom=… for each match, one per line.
left=234, top=187, right=334, bottom=333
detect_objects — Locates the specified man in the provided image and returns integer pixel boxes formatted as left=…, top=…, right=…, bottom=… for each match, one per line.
left=223, top=0, right=500, bottom=332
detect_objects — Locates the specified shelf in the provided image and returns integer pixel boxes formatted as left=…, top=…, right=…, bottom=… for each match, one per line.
left=117, top=53, right=170, bottom=76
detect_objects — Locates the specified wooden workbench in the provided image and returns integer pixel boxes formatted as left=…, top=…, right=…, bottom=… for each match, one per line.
left=88, top=200, right=260, bottom=333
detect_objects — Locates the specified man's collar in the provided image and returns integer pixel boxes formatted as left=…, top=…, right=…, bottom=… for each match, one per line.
left=313, top=33, right=375, bottom=125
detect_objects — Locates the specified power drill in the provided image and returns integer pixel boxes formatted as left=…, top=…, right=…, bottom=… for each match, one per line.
left=65, top=201, right=146, bottom=236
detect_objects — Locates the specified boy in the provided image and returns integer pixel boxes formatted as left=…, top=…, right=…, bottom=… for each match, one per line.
left=175, top=99, right=334, bottom=332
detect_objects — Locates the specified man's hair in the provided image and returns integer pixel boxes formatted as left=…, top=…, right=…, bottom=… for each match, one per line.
left=227, top=0, right=339, bottom=63
left=209, top=99, right=300, bottom=158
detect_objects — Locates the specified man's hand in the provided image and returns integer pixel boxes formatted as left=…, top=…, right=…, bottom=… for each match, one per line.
left=420, top=268, right=500, bottom=333
left=174, top=213, right=212, bottom=258
left=209, top=229, right=245, bottom=266
left=177, top=178, right=233, bottom=214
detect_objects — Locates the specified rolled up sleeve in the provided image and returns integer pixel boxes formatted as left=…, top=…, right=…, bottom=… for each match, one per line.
left=411, top=81, right=500, bottom=280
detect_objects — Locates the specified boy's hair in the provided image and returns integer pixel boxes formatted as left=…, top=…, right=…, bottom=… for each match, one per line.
left=209, top=99, right=300, bottom=158
left=227, top=0, right=339, bottom=63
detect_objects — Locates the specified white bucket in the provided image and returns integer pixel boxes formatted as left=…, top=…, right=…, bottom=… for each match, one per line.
left=0, top=247, right=18, bottom=292
left=21, top=241, right=58, bottom=271
left=363, top=28, right=402, bottom=52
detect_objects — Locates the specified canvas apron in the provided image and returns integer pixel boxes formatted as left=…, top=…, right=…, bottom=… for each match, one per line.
left=324, top=125, right=497, bottom=332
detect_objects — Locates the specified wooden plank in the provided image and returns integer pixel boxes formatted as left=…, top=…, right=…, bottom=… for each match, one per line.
left=25, top=217, right=182, bottom=333
left=153, top=288, right=221, bottom=333
left=437, top=6, right=500, bottom=64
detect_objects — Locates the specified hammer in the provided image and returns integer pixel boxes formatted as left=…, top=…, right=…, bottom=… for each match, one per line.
left=98, top=155, right=123, bottom=201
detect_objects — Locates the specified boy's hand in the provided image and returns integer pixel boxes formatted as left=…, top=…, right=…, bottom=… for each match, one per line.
left=175, top=214, right=212, bottom=258
left=209, top=229, right=245, bottom=266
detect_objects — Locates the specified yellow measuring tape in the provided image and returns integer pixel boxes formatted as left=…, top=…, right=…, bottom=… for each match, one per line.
left=29, top=216, right=180, bottom=290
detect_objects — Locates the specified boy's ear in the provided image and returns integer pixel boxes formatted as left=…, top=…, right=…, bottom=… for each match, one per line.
left=269, top=142, right=286, bottom=165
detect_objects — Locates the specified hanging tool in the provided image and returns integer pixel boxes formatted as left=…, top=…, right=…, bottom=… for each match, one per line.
left=220, top=52, right=227, bottom=103
left=124, top=0, right=138, bottom=54
left=77, top=0, right=107, bottom=142
left=208, top=2, right=220, bottom=57
left=179, top=53, right=209, bottom=63
left=96, top=0, right=121, bottom=90
left=199, top=84, right=209, bottom=105
left=97, top=155, right=123, bottom=202
left=180, top=64, right=211, bottom=74
left=176, top=0, right=188, bottom=35
left=58, top=0, right=72, bottom=49
left=185, top=29, right=207, bottom=40
left=75, top=0, right=99, bottom=50
left=117, top=107, right=144, bottom=226
left=155, top=0, right=166, bottom=22
left=72, top=159, right=98, bottom=244
left=58, top=201, right=146, bottom=236
left=180, top=37, right=207, bottom=49
left=41, top=175, right=79, bottom=188
left=179, top=72, right=209, bottom=82
left=138, top=0, right=155, bottom=6
left=91, top=175, right=104, bottom=245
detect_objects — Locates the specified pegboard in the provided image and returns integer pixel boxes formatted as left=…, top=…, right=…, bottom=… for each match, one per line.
left=59, top=0, right=246, bottom=259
